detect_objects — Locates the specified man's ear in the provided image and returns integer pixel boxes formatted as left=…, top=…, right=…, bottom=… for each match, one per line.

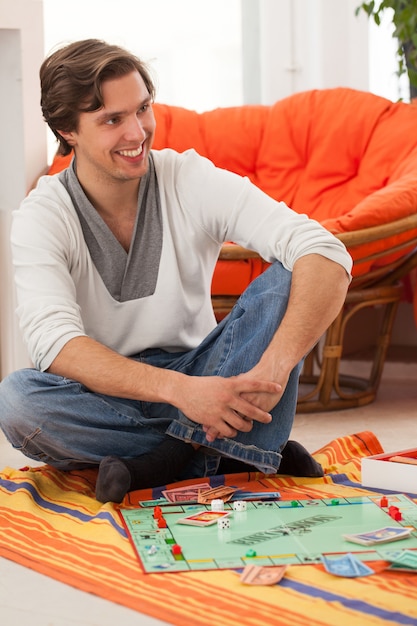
left=57, top=130, right=76, bottom=146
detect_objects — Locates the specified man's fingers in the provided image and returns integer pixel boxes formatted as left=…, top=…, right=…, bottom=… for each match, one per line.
left=204, top=427, right=220, bottom=442
left=234, top=400, right=273, bottom=424
left=236, top=413, right=254, bottom=432
left=204, top=412, right=255, bottom=442
left=204, top=424, right=236, bottom=442
left=237, top=378, right=282, bottom=395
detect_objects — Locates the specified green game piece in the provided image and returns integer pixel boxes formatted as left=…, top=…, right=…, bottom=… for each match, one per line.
left=331, top=499, right=340, bottom=506
left=291, top=501, right=299, bottom=507
left=245, top=549, right=257, bottom=558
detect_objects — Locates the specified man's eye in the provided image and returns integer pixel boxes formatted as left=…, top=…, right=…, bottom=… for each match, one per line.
left=138, top=103, right=150, bottom=114
left=106, top=117, right=119, bottom=125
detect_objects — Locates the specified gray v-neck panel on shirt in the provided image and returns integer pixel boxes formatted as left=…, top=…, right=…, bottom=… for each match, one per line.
left=59, top=155, right=163, bottom=302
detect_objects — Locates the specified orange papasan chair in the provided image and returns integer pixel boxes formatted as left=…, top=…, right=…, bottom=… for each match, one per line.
left=47, top=87, right=417, bottom=412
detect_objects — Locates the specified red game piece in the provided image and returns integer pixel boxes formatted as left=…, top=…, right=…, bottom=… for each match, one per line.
left=388, top=505, right=399, bottom=515
left=153, top=506, right=163, bottom=519
left=171, top=544, right=182, bottom=556
left=379, top=496, right=388, bottom=508
left=157, top=517, right=167, bottom=528
left=391, top=510, right=403, bottom=521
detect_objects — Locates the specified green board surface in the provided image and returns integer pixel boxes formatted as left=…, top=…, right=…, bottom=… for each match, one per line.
left=120, top=493, right=417, bottom=573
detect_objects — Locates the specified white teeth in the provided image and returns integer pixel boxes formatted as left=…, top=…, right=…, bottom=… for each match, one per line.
left=119, top=146, right=143, bottom=157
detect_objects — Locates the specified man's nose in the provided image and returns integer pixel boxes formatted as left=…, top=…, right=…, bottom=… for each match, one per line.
left=125, top=116, right=146, bottom=140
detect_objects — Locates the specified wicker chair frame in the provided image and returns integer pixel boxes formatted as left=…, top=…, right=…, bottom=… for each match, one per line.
left=212, top=214, right=417, bottom=412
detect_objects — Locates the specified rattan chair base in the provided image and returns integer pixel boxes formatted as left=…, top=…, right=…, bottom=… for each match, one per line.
left=213, top=216, right=417, bottom=412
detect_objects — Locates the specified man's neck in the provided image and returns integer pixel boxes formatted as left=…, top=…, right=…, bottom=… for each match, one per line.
left=76, top=166, right=140, bottom=220
left=74, top=165, right=141, bottom=251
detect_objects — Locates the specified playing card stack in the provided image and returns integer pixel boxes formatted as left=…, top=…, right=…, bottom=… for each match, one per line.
left=322, top=553, right=374, bottom=577
left=343, top=526, right=413, bottom=545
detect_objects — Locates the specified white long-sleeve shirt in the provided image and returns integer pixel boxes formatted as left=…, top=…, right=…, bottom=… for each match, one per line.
left=12, top=148, right=352, bottom=371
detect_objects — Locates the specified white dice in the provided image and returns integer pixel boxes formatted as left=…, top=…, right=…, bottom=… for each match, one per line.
left=217, top=518, right=230, bottom=529
left=211, top=498, right=225, bottom=511
left=233, top=501, right=247, bottom=511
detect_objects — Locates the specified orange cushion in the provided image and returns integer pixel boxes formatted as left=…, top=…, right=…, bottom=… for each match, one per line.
left=47, top=152, right=72, bottom=175
left=46, top=90, right=417, bottom=286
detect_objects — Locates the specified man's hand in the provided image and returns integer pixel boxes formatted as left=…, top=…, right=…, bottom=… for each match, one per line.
left=201, top=368, right=288, bottom=442
left=48, top=337, right=281, bottom=442
left=175, top=375, right=282, bottom=440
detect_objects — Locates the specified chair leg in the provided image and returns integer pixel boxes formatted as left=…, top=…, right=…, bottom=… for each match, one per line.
left=297, top=284, right=403, bottom=412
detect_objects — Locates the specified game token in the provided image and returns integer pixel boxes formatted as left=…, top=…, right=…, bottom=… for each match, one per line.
left=388, top=506, right=402, bottom=521
left=379, top=496, right=389, bottom=508
left=171, top=544, right=182, bottom=555
left=245, top=549, right=257, bottom=558
left=389, top=505, right=400, bottom=515
left=157, top=517, right=167, bottom=528
left=153, top=506, right=163, bottom=519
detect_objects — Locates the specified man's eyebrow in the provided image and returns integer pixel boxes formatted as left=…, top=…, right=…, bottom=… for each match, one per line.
left=95, top=109, right=125, bottom=122
left=95, top=96, right=152, bottom=122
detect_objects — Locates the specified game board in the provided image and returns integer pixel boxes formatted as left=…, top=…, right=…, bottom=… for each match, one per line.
left=120, top=493, right=417, bottom=574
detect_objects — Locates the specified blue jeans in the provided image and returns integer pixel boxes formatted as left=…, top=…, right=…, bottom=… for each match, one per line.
left=0, top=262, right=301, bottom=477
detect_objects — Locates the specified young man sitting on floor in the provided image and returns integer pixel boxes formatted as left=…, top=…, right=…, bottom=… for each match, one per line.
left=0, top=40, right=352, bottom=502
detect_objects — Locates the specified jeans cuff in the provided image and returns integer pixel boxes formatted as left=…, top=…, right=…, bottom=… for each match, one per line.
left=166, top=419, right=282, bottom=473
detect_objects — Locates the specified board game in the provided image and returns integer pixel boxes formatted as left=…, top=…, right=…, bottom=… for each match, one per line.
left=120, top=493, right=417, bottom=574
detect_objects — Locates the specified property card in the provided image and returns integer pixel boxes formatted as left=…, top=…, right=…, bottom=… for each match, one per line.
left=176, top=510, right=231, bottom=527
left=343, top=526, right=412, bottom=545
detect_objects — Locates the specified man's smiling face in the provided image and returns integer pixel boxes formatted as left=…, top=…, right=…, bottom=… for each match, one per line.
left=59, top=70, right=156, bottom=185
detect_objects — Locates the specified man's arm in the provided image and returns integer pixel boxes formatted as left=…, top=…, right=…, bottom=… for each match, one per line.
left=254, top=253, right=350, bottom=387
left=204, top=253, right=350, bottom=441
left=47, top=336, right=280, bottom=439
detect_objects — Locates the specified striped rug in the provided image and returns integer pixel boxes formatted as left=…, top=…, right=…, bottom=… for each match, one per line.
left=1, top=431, right=417, bottom=626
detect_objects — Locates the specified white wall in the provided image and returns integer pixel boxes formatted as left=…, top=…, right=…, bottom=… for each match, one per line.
left=0, top=0, right=411, bottom=377
left=256, top=0, right=369, bottom=103
left=0, top=0, right=46, bottom=377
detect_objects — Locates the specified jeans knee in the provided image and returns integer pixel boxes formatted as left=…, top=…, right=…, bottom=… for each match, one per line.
left=262, top=261, right=292, bottom=295
left=0, top=369, right=41, bottom=433
left=241, top=261, right=291, bottom=307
